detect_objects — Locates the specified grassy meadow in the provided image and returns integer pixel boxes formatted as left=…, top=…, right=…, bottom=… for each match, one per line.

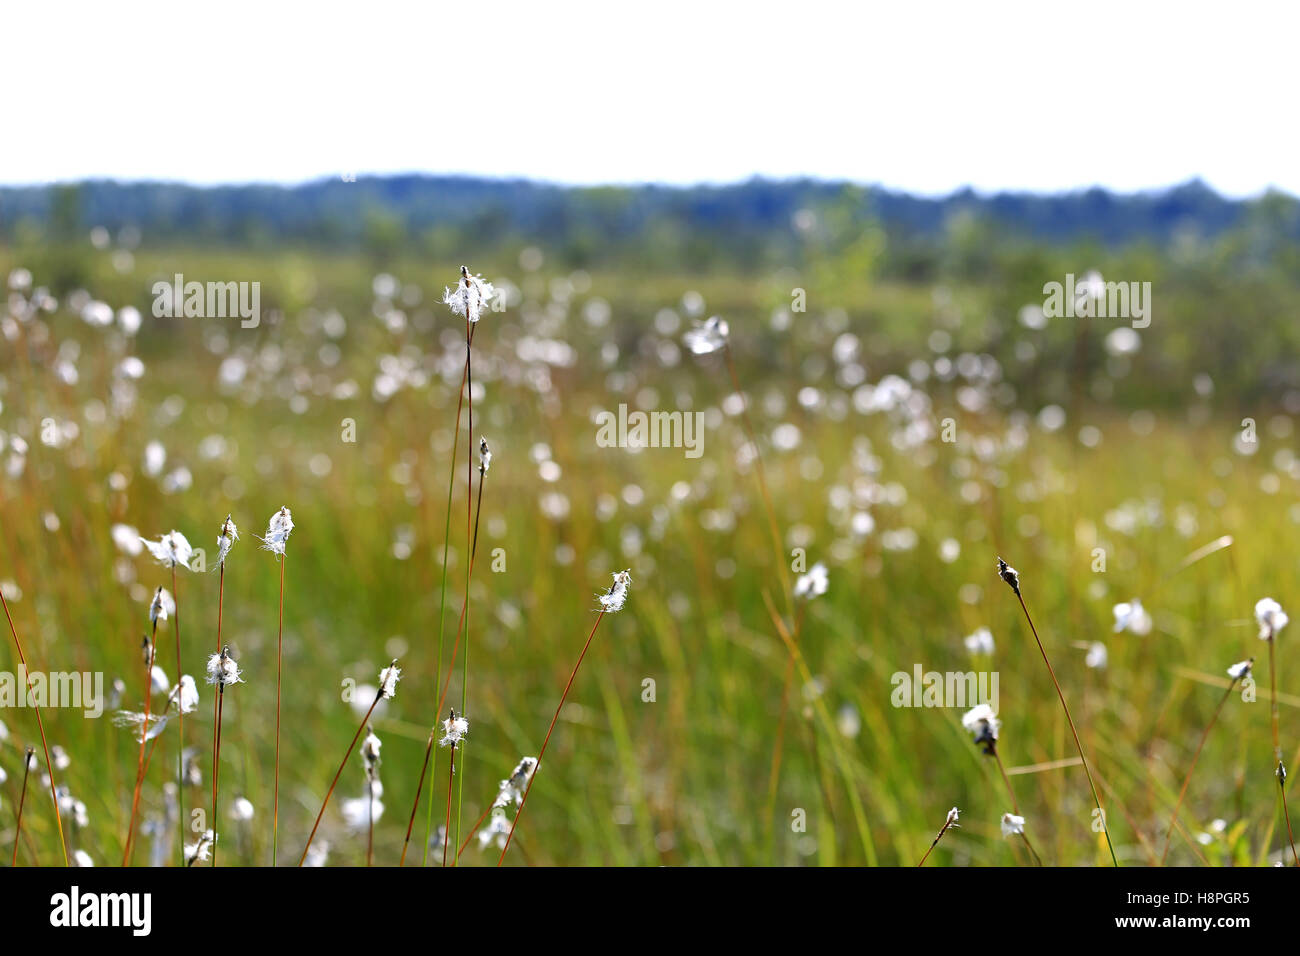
left=1, top=238, right=1299, bottom=868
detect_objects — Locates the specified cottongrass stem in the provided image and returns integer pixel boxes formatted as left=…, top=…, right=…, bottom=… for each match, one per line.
left=917, top=806, right=960, bottom=866
left=12, top=746, right=34, bottom=865
left=123, top=593, right=166, bottom=865
left=998, top=557, right=1117, bottom=866
left=299, top=661, right=400, bottom=866
left=424, top=308, right=478, bottom=866
left=210, top=515, right=236, bottom=866
left=498, top=580, right=627, bottom=866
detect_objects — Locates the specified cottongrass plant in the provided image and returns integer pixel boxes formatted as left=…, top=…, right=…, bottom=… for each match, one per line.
left=1160, top=658, right=1253, bottom=864
left=917, top=806, right=960, bottom=866
left=206, top=644, right=243, bottom=867
left=142, top=529, right=193, bottom=864
left=122, top=585, right=170, bottom=864
left=496, top=572, right=631, bottom=865
left=258, top=505, right=293, bottom=865
left=421, top=265, right=491, bottom=863
left=1255, top=597, right=1298, bottom=865
left=299, top=660, right=401, bottom=865
left=0, top=582, right=68, bottom=867
left=439, top=709, right=468, bottom=866
left=209, top=515, right=237, bottom=866
left=997, top=557, right=1117, bottom=866
left=184, top=828, right=215, bottom=866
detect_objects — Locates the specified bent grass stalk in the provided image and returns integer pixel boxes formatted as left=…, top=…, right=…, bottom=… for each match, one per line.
left=1160, top=676, right=1240, bottom=865
left=1008, top=580, right=1118, bottom=867
left=498, top=610, right=609, bottom=866
left=1, top=590, right=68, bottom=866
left=423, top=325, right=474, bottom=865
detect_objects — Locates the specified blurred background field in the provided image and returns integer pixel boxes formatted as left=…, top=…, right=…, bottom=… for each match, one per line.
left=1, top=177, right=1299, bottom=866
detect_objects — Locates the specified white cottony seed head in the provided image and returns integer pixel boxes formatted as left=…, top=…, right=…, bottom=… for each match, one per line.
left=215, top=514, right=239, bottom=567
left=259, top=506, right=294, bottom=556
left=440, top=709, right=469, bottom=748
left=149, top=586, right=174, bottom=625
left=443, top=266, right=495, bottom=324
left=598, top=569, right=633, bottom=613
left=1255, top=598, right=1288, bottom=641
left=1001, top=813, right=1025, bottom=837
left=378, top=660, right=401, bottom=699
left=142, top=530, right=194, bottom=570
left=1227, top=659, right=1253, bottom=681
left=206, top=646, right=243, bottom=687
left=683, top=315, right=730, bottom=355
left=794, top=562, right=829, bottom=601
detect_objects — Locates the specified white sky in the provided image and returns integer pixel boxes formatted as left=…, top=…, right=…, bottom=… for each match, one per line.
left=6, top=0, right=1298, bottom=197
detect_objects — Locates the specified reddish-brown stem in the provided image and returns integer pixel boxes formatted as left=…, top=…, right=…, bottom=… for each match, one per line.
left=211, top=562, right=225, bottom=867
left=455, top=802, right=493, bottom=861
left=398, top=730, right=435, bottom=866
left=12, top=748, right=33, bottom=865
left=917, top=816, right=954, bottom=867
left=122, top=621, right=158, bottom=865
left=273, top=554, right=285, bottom=866
left=0, top=591, right=68, bottom=867
left=455, top=317, right=474, bottom=860
left=442, top=743, right=456, bottom=867
left=403, top=464, right=486, bottom=864
left=171, top=564, right=184, bottom=868
left=498, top=610, right=607, bottom=866
left=422, top=321, right=476, bottom=867
left=212, top=687, right=225, bottom=867
left=298, top=692, right=382, bottom=866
